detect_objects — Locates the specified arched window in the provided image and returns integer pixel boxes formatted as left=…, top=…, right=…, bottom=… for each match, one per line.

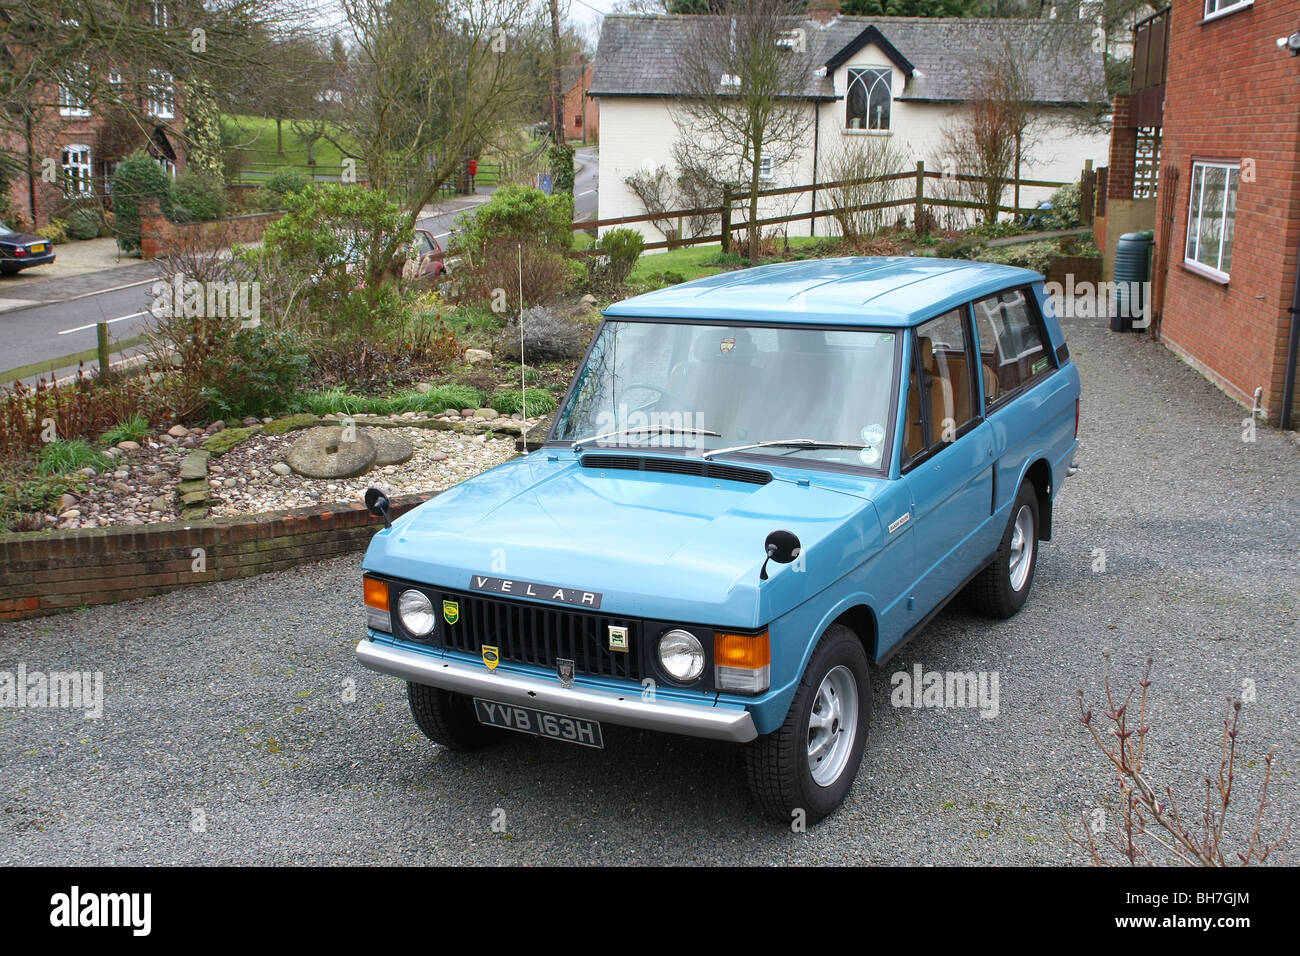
left=846, top=68, right=892, bottom=132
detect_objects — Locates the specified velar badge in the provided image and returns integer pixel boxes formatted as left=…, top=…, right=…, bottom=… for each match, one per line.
left=556, top=658, right=575, bottom=687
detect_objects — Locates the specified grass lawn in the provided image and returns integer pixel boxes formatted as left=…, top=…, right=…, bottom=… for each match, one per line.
left=629, top=236, right=830, bottom=284
left=224, top=114, right=358, bottom=181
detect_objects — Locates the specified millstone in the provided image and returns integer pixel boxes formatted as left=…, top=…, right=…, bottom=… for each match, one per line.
left=285, top=426, right=377, bottom=479
left=367, top=428, right=414, bottom=466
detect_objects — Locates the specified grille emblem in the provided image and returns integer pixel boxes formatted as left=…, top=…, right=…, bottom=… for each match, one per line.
left=608, top=625, right=629, bottom=652
left=443, top=600, right=459, bottom=625
left=556, top=658, right=575, bottom=687
left=481, top=645, right=499, bottom=671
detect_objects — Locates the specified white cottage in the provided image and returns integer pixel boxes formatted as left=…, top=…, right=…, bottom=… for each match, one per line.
left=589, top=10, right=1111, bottom=243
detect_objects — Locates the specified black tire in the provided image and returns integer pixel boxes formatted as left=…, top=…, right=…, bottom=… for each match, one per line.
left=969, top=481, right=1040, bottom=619
left=745, top=624, right=871, bottom=826
left=407, top=682, right=505, bottom=752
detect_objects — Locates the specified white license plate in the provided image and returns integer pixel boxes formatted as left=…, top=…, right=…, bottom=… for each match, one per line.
left=473, top=698, right=603, bottom=748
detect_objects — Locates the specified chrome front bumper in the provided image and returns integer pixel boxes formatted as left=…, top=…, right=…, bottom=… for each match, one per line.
left=356, top=638, right=758, bottom=743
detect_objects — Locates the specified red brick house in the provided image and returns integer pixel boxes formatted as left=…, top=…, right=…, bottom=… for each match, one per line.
left=1, top=3, right=188, bottom=229
left=1107, top=2, right=1300, bottom=427
left=556, top=63, right=598, bottom=143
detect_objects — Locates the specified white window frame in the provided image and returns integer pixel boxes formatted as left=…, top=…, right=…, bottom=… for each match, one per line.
left=148, top=70, right=175, bottom=119
left=1203, top=0, right=1252, bottom=22
left=1184, top=160, right=1239, bottom=282
left=152, top=2, right=171, bottom=28
left=845, top=67, right=892, bottom=133
left=157, top=156, right=176, bottom=177
left=758, top=156, right=775, bottom=182
left=58, top=65, right=92, bottom=117
left=61, top=144, right=94, bottom=198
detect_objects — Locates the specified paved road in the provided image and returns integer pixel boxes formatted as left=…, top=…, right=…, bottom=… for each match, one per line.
left=2, top=311, right=1296, bottom=865
left=0, top=147, right=600, bottom=380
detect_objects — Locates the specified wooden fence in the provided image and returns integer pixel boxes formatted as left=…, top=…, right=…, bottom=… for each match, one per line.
left=573, top=162, right=1085, bottom=253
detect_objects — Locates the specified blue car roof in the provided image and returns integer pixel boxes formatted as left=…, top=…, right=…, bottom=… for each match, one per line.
left=603, top=256, right=1043, bottom=328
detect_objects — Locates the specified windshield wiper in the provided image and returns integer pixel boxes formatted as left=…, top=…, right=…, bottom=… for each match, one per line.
left=572, top=424, right=722, bottom=450
left=702, top=438, right=867, bottom=460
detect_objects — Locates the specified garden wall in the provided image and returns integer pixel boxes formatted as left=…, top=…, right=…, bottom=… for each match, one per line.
left=0, top=493, right=434, bottom=621
left=138, top=199, right=282, bottom=259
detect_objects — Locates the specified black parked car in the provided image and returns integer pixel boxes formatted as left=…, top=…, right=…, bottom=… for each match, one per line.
left=0, top=221, right=56, bottom=275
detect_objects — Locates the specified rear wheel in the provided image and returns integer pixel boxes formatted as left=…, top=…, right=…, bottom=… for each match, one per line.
left=969, top=481, right=1040, bottom=618
left=745, top=624, right=871, bottom=826
left=407, top=682, right=504, bottom=751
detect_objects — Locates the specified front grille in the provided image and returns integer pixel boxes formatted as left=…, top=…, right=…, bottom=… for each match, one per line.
left=580, top=454, right=772, bottom=486
left=435, top=587, right=642, bottom=681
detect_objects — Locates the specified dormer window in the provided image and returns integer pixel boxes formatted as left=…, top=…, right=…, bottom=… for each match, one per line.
left=846, top=68, right=891, bottom=131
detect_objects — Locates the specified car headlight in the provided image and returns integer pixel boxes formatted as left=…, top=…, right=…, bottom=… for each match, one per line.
left=658, top=628, right=705, bottom=682
left=397, top=589, right=436, bottom=638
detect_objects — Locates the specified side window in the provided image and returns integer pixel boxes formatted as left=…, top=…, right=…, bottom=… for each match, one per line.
left=972, top=288, right=1051, bottom=405
left=903, top=309, right=977, bottom=465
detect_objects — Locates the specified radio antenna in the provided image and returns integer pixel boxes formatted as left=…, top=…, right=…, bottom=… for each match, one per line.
left=518, top=243, right=527, bottom=455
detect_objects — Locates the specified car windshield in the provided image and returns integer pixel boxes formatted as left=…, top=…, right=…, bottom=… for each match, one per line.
left=553, top=320, right=898, bottom=468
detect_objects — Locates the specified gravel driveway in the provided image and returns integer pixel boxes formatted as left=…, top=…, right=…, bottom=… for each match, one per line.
left=3, top=313, right=1297, bottom=865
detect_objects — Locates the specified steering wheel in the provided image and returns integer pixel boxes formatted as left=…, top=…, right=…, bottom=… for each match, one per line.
left=621, top=382, right=693, bottom=410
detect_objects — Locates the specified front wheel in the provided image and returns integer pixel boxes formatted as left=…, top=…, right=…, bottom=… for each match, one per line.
left=407, top=682, right=505, bottom=752
left=745, top=624, right=871, bottom=826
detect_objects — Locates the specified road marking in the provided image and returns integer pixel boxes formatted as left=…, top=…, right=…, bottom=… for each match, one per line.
left=578, top=189, right=595, bottom=196
left=63, top=276, right=158, bottom=302
left=58, top=310, right=150, bottom=335
left=434, top=232, right=450, bottom=240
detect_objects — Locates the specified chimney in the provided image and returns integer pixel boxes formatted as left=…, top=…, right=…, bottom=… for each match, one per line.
left=809, top=0, right=840, bottom=23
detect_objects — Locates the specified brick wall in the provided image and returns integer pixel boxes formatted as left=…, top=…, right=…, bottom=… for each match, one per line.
left=1106, top=95, right=1136, bottom=202
left=0, top=494, right=434, bottom=621
left=1156, top=3, right=1300, bottom=422
left=139, top=199, right=281, bottom=259
left=139, top=199, right=282, bottom=260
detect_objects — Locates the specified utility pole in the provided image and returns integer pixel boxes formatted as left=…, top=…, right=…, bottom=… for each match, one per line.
left=549, top=0, right=563, bottom=143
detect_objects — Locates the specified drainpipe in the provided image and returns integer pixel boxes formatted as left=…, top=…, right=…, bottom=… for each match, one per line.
left=1281, top=235, right=1300, bottom=430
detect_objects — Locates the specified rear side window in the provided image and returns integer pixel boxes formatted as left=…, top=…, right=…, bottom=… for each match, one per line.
left=971, top=288, right=1052, bottom=404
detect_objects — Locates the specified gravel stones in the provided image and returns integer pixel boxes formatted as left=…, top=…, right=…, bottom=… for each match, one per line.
left=285, top=426, right=377, bottom=479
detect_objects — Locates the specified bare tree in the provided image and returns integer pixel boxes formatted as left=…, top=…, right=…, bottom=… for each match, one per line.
left=333, top=0, right=542, bottom=266
left=935, top=42, right=1037, bottom=224
left=671, top=0, right=814, bottom=260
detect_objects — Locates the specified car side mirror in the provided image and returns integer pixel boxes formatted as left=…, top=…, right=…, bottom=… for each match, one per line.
left=364, top=487, right=392, bottom=529
left=760, top=529, right=801, bottom=581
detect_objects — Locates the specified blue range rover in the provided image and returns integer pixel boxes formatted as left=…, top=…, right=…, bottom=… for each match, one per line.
left=357, top=257, right=1081, bottom=824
